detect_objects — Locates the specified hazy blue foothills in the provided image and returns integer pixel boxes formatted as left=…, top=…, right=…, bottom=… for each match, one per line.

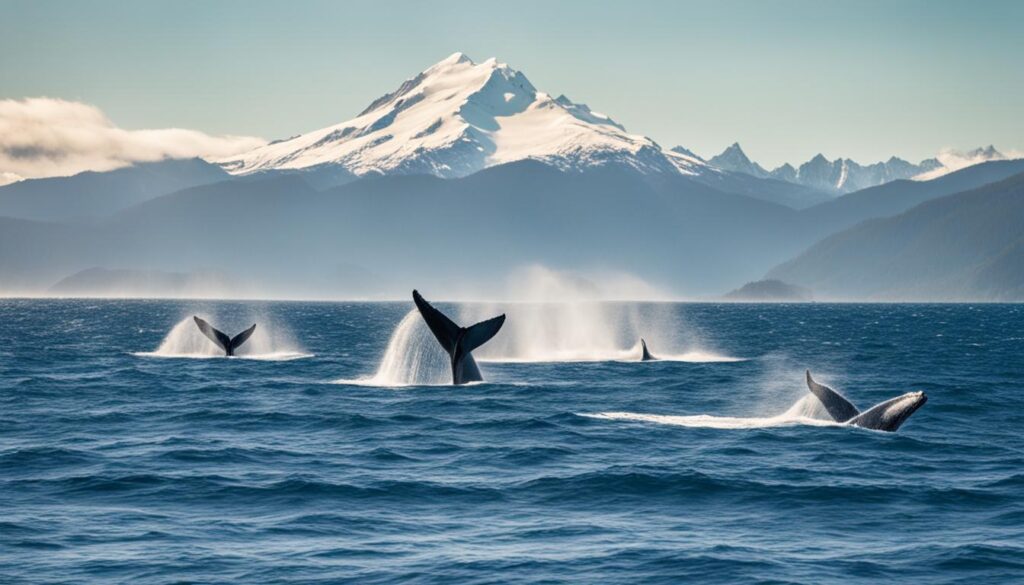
left=1, top=299, right=1021, bottom=583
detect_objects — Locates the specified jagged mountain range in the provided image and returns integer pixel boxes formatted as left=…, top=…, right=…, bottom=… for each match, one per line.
left=701, top=142, right=1009, bottom=194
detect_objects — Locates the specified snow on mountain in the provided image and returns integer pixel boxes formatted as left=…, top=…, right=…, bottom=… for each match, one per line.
left=217, top=53, right=705, bottom=180
left=707, top=143, right=770, bottom=178
left=700, top=143, right=1017, bottom=194
left=765, top=153, right=943, bottom=194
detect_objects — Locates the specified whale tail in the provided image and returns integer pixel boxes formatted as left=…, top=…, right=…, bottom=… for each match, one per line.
left=412, top=290, right=505, bottom=385
left=193, top=316, right=257, bottom=356
left=805, top=370, right=860, bottom=422
left=805, top=370, right=927, bottom=431
left=640, top=338, right=656, bottom=361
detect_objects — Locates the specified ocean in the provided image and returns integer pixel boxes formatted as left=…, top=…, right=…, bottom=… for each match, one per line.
left=1, top=299, right=1021, bottom=583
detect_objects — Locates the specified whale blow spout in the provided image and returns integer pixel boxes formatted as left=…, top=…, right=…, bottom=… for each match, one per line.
left=193, top=316, right=257, bottom=357
left=412, top=290, right=505, bottom=385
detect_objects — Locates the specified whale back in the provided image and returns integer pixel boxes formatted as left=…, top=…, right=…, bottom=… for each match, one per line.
left=849, top=392, right=927, bottom=432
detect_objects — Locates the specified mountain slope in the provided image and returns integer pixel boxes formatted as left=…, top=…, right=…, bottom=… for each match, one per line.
left=217, top=53, right=703, bottom=182
left=0, top=158, right=229, bottom=222
left=769, top=172, right=1024, bottom=299
left=799, top=159, right=1024, bottom=239
left=0, top=162, right=804, bottom=297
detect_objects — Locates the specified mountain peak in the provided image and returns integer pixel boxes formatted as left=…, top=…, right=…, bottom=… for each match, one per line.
left=215, top=53, right=700, bottom=181
left=437, top=52, right=474, bottom=66
left=967, top=145, right=1004, bottom=159
left=708, top=142, right=768, bottom=178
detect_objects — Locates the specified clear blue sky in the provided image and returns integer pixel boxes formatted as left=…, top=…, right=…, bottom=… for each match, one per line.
left=2, top=0, right=1021, bottom=167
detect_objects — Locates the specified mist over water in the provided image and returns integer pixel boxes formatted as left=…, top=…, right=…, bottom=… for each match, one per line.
left=137, top=315, right=311, bottom=361
left=349, top=268, right=740, bottom=385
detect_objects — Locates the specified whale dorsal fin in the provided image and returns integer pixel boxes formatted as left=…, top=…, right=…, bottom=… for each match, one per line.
left=640, top=338, right=655, bottom=361
left=805, top=370, right=860, bottom=422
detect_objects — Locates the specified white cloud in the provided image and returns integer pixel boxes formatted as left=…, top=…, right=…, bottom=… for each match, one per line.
left=914, top=146, right=1023, bottom=181
left=0, top=97, right=266, bottom=181
left=0, top=171, right=23, bottom=187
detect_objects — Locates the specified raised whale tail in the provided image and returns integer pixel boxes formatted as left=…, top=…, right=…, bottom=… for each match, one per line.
left=640, top=338, right=656, bottom=361
left=805, top=370, right=860, bottom=422
left=805, top=370, right=927, bottom=432
left=193, top=316, right=257, bottom=356
left=412, top=290, right=505, bottom=385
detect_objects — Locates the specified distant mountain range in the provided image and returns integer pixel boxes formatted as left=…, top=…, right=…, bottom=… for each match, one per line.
left=0, top=52, right=1021, bottom=300
left=700, top=143, right=1009, bottom=195
left=1, top=156, right=1021, bottom=299
left=211, top=53, right=1015, bottom=205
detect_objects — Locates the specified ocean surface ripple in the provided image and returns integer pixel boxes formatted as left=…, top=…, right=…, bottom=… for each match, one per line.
left=1, top=300, right=1022, bottom=584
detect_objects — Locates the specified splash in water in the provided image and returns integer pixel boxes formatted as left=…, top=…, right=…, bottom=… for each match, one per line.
left=135, top=316, right=312, bottom=361
left=582, top=396, right=839, bottom=430
left=338, top=311, right=452, bottom=386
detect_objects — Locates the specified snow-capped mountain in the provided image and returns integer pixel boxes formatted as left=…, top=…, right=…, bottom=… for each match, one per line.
left=700, top=143, right=1013, bottom=194
left=782, top=154, right=942, bottom=193
left=217, top=53, right=706, bottom=181
left=707, top=143, right=770, bottom=178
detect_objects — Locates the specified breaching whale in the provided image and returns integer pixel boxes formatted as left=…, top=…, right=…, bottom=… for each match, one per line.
left=193, top=316, right=257, bottom=356
left=805, top=370, right=927, bottom=432
left=412, top=290, right=505, bottom=385
left=640, top=338, right=657, bottom=361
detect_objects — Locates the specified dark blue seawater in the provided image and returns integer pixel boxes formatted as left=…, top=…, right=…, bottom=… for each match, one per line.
left=1, top=300, right=1022, bottom=584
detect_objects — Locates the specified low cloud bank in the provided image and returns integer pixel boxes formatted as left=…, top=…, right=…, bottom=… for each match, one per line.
left=0, top=97, right=265, bottom=181
left=915, top=146, right=1023, bottom=181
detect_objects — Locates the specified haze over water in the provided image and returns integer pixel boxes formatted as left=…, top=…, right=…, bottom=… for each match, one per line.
left=1, top=299, right=1021, bottom=583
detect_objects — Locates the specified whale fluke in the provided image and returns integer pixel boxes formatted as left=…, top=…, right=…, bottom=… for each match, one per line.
left=805, top=370, right=926, bottom=432
left=193, top=316, right=257, bottom=356
left=640, top=338, right=657, bottom=361
left=805, top=370, right=860, bottom=422
left=412, top=290, right=505, bottom=385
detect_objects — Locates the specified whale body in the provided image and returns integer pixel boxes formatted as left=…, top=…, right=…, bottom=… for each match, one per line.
left=412, top=290, right=505, bottom=385
left=193, top=316, right=257, bottom=357
left=805, top=370, right=926, bottom=432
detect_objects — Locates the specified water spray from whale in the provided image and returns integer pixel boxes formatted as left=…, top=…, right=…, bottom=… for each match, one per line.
left=584, top=370, right=927, bottom=432
left=136, top=314, right=311, bottom=360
